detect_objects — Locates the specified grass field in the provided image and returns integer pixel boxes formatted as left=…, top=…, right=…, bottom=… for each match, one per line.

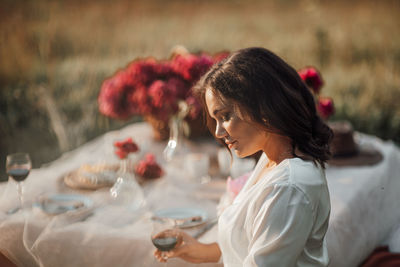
left=1, top=0, right=399, bottom=179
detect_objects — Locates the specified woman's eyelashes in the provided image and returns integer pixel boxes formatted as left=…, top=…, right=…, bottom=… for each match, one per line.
left=221, top=112, right=231, bottom=122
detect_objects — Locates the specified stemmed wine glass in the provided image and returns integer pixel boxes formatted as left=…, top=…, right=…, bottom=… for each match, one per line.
left=151, top=218, right=179, bottom=265
left=6, top=153, right=32, bottom=213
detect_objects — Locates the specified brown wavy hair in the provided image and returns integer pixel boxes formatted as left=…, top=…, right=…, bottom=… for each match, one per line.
left=193, top=47, right=333, bottom=168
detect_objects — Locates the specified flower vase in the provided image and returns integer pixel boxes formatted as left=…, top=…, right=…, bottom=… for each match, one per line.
left=144, top=115, right=170, bottom=141
left=109, top=159, right=144, bottom=211
left=163, top=115, right=188, bottom=162
left=145, top=114, right=209, bottom=141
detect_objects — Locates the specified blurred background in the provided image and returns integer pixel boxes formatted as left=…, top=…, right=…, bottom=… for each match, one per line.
left=1, top=0, right=399, bottom=180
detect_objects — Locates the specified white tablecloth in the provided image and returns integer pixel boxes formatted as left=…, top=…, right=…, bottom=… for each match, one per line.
left=0, top=122, right=399, bottom=267
left=325, top=134, right=400, bottom=266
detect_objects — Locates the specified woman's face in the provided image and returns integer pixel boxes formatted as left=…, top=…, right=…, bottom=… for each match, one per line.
left=205, top=88, right=268, bottom=158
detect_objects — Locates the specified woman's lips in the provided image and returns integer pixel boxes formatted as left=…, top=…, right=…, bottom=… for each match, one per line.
left=226, top=140, right=237, bottom=149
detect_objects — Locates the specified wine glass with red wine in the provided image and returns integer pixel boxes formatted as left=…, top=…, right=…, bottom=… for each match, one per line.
left=6, top=153, right=32, bottom=212
left=151, top=218, right=178, bottom=265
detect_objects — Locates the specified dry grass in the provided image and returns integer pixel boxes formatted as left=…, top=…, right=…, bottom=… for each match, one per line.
left=1, top=0, right=399, bottom=179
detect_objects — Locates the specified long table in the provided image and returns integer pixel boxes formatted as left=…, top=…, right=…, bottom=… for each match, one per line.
left=1, top=122, right=399, bottom=267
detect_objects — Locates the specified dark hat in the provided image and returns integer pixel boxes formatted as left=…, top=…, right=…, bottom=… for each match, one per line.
left=327, top=121, right=383, bottom=167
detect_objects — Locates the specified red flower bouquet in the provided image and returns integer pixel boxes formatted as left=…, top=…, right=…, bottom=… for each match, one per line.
left=135, top=153, right=163, bottom=179
left=98, top=49, right=229, bottom=139
left=298, top=66, right=335, bottom=119
left=114, top=137, right=139, bottom=159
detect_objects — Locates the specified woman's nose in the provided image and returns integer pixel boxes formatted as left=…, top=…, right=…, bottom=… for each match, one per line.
left=215, top=122, right=227, bottom=138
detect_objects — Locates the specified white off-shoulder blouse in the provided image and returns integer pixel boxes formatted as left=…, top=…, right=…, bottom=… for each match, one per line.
left=218, top=154, right=330, bottom=267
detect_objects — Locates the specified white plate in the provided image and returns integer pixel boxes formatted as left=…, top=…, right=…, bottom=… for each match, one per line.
left=34, top=194, right=93, bottom=215
left=153, top=207, right=208, bottom=228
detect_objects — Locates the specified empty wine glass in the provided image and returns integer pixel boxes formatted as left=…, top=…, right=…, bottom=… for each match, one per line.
left=6, top=153, right=32, bottom=213
left=151, top=218, right=178, bottom=265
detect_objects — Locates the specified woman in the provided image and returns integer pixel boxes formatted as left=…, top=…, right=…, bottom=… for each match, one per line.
left=154, top=47, right=333, bottom=266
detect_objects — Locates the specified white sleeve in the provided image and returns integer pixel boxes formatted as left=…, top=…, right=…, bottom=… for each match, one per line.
left=243, top=183, right=314, bottom=267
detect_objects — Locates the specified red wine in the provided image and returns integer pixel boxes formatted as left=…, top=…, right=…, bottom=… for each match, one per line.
left=152, top=237, right=177, bottom=251
left=7, top=168, right=30, bottom=182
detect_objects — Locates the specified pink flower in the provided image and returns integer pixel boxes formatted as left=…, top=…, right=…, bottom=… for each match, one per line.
left=213, top=51, right=230, bottom=63
left=98, top=51, right=219, bottom=123
left=148, top=78, right=188, bottom=121
left=135, top=153, right=163, bottom=179
left=317, top=97, right=335, bottom=119
left=126, top=59, right=175, bottom=87
left=114, top=137, right=139, bottom=159
left=185, top=96, right=202, bottom=120
left=148, top=80, right=170, bottom=108
left=154, top=61, right=175, bottom=78
left=166, top=76, right=188, bottom=99
left=125, top=59, right=158, bottom=86
left=115, top=149, right=128, bottom=159
left=98, top=71, right=138, bottom=120
left=172, top=54, right=214, bottom=83
left=298, top=67, right=324, bottom=94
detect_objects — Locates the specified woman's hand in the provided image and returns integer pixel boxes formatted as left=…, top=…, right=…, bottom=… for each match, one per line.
left=153, top=229, right=221, bottom=264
